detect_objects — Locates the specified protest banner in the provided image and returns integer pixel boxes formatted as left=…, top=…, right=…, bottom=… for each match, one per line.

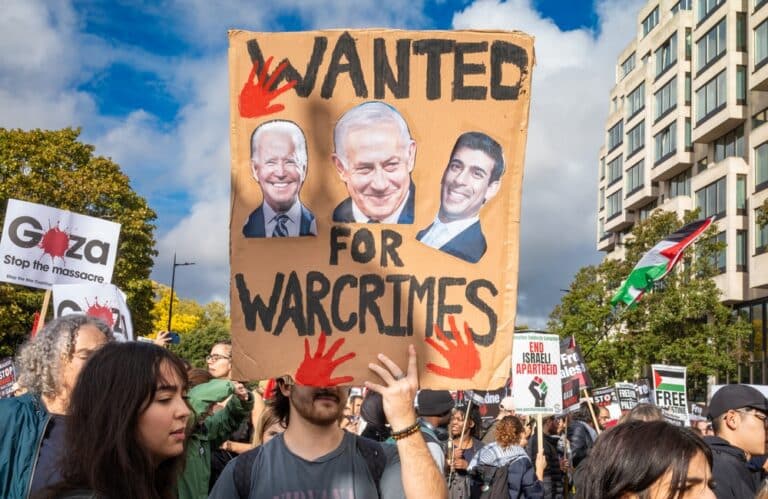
left=511, top=333, right=561, bottom=415
left=0, top=199, right=121, bottom=290
left=559, top=336, right=592, bottom=389
left=615, top=382, right=639, bottom=411
left=464, top=385, right=509, bottom=426
left=562, top=378, right=580, bottom=412
left=652, top=364, right=688, bottom=424
left=228, top=29, right=534, bottom=388
left=0, top=357, right=15, bottom=399
left=635, top=378, right=653, bottom=404
left=688, top=402, right=706, bottom=421
left=52, top=283, right=134, bottom=341
left=591, top=386, right=617, bottom=408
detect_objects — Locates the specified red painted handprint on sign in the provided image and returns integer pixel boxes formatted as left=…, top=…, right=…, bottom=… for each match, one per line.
left=425, top=316, right=481, bottom=379
left=294, top=333, right=356, bottom=387
left=238, top=56, right=297, bottom=119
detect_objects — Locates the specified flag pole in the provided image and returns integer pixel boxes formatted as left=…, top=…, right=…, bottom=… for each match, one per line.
left=35, top=289, right=51, bottom=334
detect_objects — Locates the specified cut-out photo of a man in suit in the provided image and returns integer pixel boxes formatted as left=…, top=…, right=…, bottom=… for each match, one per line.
left=331, top=101, right=416, bottom=224
left=243, top=120, right=317, bottom=238
left=417, top=132, right=505, bottom=263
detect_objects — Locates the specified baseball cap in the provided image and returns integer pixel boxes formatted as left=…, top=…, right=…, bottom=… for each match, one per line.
left=499, top=396, right=515, bottom=412
left=708, top=384, right=768, bottom=419
left=416, top=390, right=455, bottom=416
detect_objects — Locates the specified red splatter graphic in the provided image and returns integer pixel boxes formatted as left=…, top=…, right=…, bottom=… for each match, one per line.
left=39, top=224, right=69, bottom=261
left=238, top=57, right=297, bottom=118
left=85, top=298, right=114, bottom=328
left=479, top=404, right=488, bottom=417
left=425, top=316, right=482, bottom=379
left=294, top=333, right=355, bottom=387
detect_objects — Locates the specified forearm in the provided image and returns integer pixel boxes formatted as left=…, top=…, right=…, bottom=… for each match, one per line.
left=223, top=440, right=255, bottom=454
left=396, top=432, right=447, bottom=498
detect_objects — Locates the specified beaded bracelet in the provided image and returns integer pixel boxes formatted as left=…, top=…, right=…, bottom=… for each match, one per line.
left=391, top=421, right=420, bottom=440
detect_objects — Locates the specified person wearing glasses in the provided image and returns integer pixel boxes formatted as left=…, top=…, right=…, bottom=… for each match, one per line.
left=207, top=341, right=232, bottom=379
left=704, top=384, right=768, bottom=498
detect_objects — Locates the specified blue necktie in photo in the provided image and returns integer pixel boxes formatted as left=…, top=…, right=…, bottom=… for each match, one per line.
left=272, top=214, right=290, bottom=237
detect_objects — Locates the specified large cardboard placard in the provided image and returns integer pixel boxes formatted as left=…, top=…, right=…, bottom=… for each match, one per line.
left=511, top=333, right=561, bottom=414
left=652, top=364, right=688, bottom=424
left=0, top=199, right=121, bottom=290
left=228, top=29, right=534, bottom=388
left=52, top=283, right=134, bottom=341
left=0, top=357, right=15, bottom=399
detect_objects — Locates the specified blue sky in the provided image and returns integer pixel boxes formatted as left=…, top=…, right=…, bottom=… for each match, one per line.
left=1, top=0, right=644, bottom=326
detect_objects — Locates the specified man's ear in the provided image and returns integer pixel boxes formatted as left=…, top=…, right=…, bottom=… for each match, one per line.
left=251, top=159, right=260, bottom=183
left=332, top=154, right=348, bottom=181
left=278, top=380, right=292, bottom=397
left=725, top=412, right=739, bottom=431
left=484, top=180, right=501, bottom=203
left=406, top=140, right=417, bottom=174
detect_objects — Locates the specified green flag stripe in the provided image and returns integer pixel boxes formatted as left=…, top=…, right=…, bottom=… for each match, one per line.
left=657, top=383, right=685, bottom=392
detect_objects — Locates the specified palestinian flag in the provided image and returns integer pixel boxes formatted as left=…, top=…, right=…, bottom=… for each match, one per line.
left=653, top=367, right=685, bottom=393
left=610, top=217, right=714, bottom=307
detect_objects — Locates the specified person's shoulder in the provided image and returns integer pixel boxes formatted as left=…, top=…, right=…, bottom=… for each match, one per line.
left=0, top=393, right=42, bottom=417
left=332, top=198, right=354, bottom=222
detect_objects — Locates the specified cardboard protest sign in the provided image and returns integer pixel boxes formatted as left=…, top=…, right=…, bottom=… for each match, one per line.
left=511, top=333, right=561, bottom=414
left=559, top=336, right=592, bottom=389
left=615, top=382, right=638, bottom=411
left=0, top=200, right=121, bottom=290
left=464, top=385, right=509, bottom=425
left=652, top=364, right=688, bottom=424
left=228, top=29, right=534, bottom=388
left=688, top=402, right=706, bottom=421
left=52, top=284, right=134, bottom=341
left=562, top=378, right=580, bottom=412
left=0, top=357, right=15, bottom=399
left=635, top=378, right=653, bottom=404
left=591, top=386, right=617, bottom=407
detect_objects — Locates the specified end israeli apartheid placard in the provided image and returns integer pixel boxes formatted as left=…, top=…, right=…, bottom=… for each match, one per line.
left=512, top=333, right=562, bottom=415
left=52, top=284, right=134, bottom=341
left=0, top=199, right=121, bottom=289
left=228, top=29, right=534, bottom=388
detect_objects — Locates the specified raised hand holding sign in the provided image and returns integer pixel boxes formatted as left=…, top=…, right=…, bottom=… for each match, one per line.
left=294, top=333, right=355, bottom=386
left=425, top=316, right=481, bottom=379
left=238, top=56, right=297, bottom=118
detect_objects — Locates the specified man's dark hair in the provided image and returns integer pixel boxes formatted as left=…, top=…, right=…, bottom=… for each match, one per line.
left=576, top=421, right=712, bottom=499
left=573, top=401, right=598, bottom=424
left=270, top=377, right=292, bottom=426
left=449, top=131, right=505, bottom=183
left=51, top=342, right=189, bottom=499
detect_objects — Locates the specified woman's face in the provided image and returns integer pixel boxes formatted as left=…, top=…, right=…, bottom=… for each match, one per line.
left=262, top=420, right=286, bottom=445
left=136, top=362, right=191, bottom=464
left=640, top=451, right=715, bottom=499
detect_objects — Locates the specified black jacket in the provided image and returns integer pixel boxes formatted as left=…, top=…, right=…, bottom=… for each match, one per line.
left=566, top=421, right=594, bottom=470
left=527, top=432, right=565, bottom=499
left=704, top=435, right=763, bottom=499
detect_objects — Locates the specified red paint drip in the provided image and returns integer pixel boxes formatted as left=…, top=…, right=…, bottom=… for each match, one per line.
left=39, top=225, right=69, bottom=260
left=86, top=299, right=114, bottom=328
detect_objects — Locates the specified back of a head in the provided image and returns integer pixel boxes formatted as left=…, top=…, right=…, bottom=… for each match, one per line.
left=572, top=400, right=596, bottom=424
left=623, top=403, right=664, bottom=423
left=495, top=415, right=524, bottom=448
left=575, top=421, right=712, bottom=499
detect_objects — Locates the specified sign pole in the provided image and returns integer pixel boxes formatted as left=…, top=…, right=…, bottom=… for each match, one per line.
left=582, top=388, right=601, bottom=434
left=536, top=412, right=543, bottom=463
left=36, top=289, right=51, bottom=334
left=448, top=399, right=473, bottom=488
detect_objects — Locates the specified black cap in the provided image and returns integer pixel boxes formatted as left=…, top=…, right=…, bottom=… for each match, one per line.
left=416, top=390, right=454, bottom=416
left=708, top=384, right=768, bottom=419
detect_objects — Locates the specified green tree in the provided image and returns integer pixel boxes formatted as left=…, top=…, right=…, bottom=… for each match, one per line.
left=759, top=199, right=768, bottom=228
left=549, top=211, right=751, bottom=400
left=0, top=128, right=157, bottom=356
left=150, top=283, right=203, bottom=334
left=170, top=301, right=231, bottom=368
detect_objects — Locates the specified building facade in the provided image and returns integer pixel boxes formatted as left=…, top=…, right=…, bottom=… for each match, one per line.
left=597, top=0, right=768, bottom=382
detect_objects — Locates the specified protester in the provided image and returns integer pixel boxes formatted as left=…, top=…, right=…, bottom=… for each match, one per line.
left=575, top=421, right=714, bottom=499
left=526, top=415, right=565, bottom=498
left=620, top=403, right=663, bottom=423
left=447, top=404, right=484, bottom=498
left=45, top=341, right=190, bottom=499
left=209, top=344, right=446, bottom=498
left=482, top=395, right=516, bottom=444
left=253, top=406, right=285, bottom=446
left=358, top=390, right=392, bottom=442
left=703, top=384, right=768, bottom=498
left=188, top=368, right=214, bottom=388
left=0, top=315, right=112, bottom=499
left=417, top=389, right=454, bottom=473
left=206, top=341, right=232, bottom=379
left=567, top=401, right=600, bottom=470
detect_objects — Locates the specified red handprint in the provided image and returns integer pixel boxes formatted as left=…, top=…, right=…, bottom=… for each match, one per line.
left=294, top=333, right=356, bottom=386
left=238, top=56, right=297, bottom=118
left=425, top=316, right=481, bottom=379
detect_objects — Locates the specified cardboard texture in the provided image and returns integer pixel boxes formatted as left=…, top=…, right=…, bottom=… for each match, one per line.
left=228, top=29, right=534, bottom=388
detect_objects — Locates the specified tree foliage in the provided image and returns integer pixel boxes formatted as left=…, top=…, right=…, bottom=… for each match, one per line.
left=549, top=210, right=751, bottom=399
left=169, top=301, right=231, bottom=368
left=0, top=128, right=157, bottom=356
left=150, top=283, right=203, bottom=334
left=759, top=199, right=768, bottom=228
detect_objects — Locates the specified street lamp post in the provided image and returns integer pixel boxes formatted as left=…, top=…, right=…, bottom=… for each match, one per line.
left=168, top=253, right=195, bottom=332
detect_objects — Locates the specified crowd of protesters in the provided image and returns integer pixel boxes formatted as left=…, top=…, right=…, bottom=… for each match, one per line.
left=2, top=315, right=768, bottom=498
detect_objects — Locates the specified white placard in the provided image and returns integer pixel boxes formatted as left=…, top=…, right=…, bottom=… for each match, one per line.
left=53, top=283, right=133, bottom=341
left=512, top=333, right=562, bottom=414
left=0, top=199, right=121, bottom=289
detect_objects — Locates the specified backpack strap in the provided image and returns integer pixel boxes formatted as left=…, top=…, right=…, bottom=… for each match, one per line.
left=355, top=435, right=387, bottom=495
left=234, top=446, right=262, bottom=499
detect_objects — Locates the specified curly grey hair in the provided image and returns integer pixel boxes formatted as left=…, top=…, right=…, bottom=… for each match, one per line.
left=15, top=314, right=113, bottom=396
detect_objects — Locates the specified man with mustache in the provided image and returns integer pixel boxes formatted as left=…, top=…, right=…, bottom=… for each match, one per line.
left=332, top=101, right=417, bottom=224
left=243, top=120, right=317, bottom=238
left=209, top=346, right=446, bottom=498
left=417, top=131, right=505, bottom=263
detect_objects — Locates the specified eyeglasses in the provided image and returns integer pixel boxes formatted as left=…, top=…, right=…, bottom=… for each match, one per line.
left=738, top=409, right=768, bottom=427
left=206, top=354, right=231, bottom=362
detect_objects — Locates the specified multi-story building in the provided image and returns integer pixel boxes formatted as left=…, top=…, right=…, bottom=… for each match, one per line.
left=597, top=0, right=768, bottom=382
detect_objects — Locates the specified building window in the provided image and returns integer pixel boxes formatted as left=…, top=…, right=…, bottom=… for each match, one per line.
left=626, top=160, right=645, bottom=194
left=621, top=53, right=636, bottom=80
left=737, top=66, right=747, bottom=105
left=757, top=142, right=768, bottom=190
left=599, top=187, right=605, bottom=210
left=697, top=0, right=724, bottom=24
left=600, top=157, right=606, bottom=179
left=599, top=219, right=607, bottom=240
left=696, top=18, right=726, bottom=73
left=695, top=70, right=726, bottom=124
left=672, top=0, right=692, bottom=12
left=627, top=121, right=645, bottom=157
left=607, top=190, right=623, bottom=219
left=713, top=126, right=744, bottom=162
left=696, top=176, right=726, bottom=218
left=608, top=121, right=624, bottom=151
left=608, top=156, right=623, bottom=185
left=685, top=118, right=692, bottom=151
left=627, top=83, right=645, bottom=118
left=737, top=175, right=747, bottom=215
left=639, top=200, right=658, bottom=221
left=670, top=168, right=692, bottom=197
left=737, top=230, right=747, bottom=271
left=697, top=158, right=709, bottom=174
left=643, top=6, right=660, bottom=36
left=737, top=13, right=747, bottom=52
left=655, top=77, right=677, bottom=120
left=753, top=108, right=768, bottom=129
left=655, top=121, right=677, bottom=164
left=685, top=73, right=691, bottom=105
left=711, top=231, right=726, bottom=273
left=758, top=0, right=768, bottom=12
left=656, top=34, right=678, bottom=78
left=757, top=209, right=768, bottom=253
left=756, top=20, right=768, bottom=69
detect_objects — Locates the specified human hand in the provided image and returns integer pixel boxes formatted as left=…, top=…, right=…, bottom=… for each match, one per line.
left=453, top=457, right=468, bottom=471
left=425, top=316, right=481, bottom=379
left=153, top=330, right=171, bottom=348
left=528, top=377, right=548, bottom=407
left=365, top=344, right=419, bottom=430
left=231, top=381, right=249, bottom=401
left=535, top=451, right=546, bottom=481
left=294, top=333, right=355, bottom=387
left=238, top=57, right=297, bottom=118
